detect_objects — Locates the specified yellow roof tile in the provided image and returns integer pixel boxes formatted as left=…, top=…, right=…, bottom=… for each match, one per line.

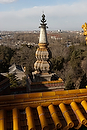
left=70, top=102, right=87, bottom=126
left=0, top=89, right=87, bottom=129
left=41, top=102, right=52, bottom=107
left=37, top=106, right=49, bottom=130
left=59, top=103, right=74, bottom=128
left=72, top=98, right=84, bottom=103
left=80, top=89, right=87, bottom=93
left=48, top=104, right=62, bottom=129
left=81, top=100, right=87, bottom=113
left=14, top=93, right=29, bottom=99
left=25, top=107, right=36, bottom=130
left=13, top=108, right=20, bottom=130
left=42, top=91, right=55, bottom=97
left=68, top=89, right=80, bottom=94
left=55, top=90, right=68, bottom=95
left=58, top=94, right=75, bottom=99
left=0, top=110, right=6, bottom=130
left=0, top=95, right=14, bottom=101
left=52, top=100, right=62, bottom=106
left=42, top=95, right=58, bottom=101
left=59, top=99, right=73, bottom=105
left=29, top=92, right=42, bottom=98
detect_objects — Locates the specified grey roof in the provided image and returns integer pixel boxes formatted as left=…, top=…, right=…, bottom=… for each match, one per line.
left=9, top=64, right=26, bottom=80
left=9, top=64, right=23, bottom=73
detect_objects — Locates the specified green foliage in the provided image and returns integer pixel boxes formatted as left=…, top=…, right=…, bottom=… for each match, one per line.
left=82, top=50, right=87, bottom=58
left=70, top=49, right=83, bottom=69
left=21, top=76, right=27, bottom=87
left=7, top=73, right=19, bottom=88
left=50, top=56, right=64, bottom=71
left=0, top=45, right=14, bottom=72
left=7, top=74, right=27, bottom=88
left=66, top=45, right=75, bottom=61
left=10, top=46, right=36, bottom=75
left=65, top=48, right=86, bottom=89
left=65, top=75, right=74, bottom=90
left=25, top=65, right=34, bottom=76
left=50, top=45, right=87, bottom=90
left=80, top=42, right=86, bottom=46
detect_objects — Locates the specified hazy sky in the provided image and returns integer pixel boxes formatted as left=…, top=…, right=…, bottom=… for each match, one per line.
left=0, top=0, right=87, bottom=31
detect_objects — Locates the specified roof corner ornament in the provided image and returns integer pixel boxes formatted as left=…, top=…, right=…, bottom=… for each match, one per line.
left=82, top=22, right=87, bottom=45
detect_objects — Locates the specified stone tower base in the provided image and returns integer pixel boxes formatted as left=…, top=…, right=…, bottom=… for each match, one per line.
left=32, top=72, right=58, bottom=82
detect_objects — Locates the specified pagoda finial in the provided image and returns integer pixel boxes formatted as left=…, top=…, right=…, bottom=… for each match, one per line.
left=41, top=14, right=46, bottom=24
left=39, top=13, right=48, bottom=28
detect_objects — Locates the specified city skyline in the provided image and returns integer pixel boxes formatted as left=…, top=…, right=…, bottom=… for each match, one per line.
left=0, top=0, right=87, bottom=31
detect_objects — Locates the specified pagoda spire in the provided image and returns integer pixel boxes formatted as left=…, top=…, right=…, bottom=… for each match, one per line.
left=39, top=14, right=48, bottom=45
left=32, top=14, right=58, bottom=82
left=34, top=14, right=50, bottom=74
left=32, top=14, right=52, bottom=82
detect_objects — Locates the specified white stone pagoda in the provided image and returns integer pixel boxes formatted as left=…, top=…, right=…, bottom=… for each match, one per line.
left=32, top=14, right=56, bottom=82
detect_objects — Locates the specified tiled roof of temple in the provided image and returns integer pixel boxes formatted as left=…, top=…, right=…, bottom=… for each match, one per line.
left=9, top=64, right=26, bottom=80
left=0, top=88, right=87, bottom=130
left=30, top=78, right=65, bottom=92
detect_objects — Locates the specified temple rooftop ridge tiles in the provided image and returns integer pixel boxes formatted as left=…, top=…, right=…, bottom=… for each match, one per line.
left=0, top=88, right=87, bottom=109
left=0, top=88, right=87, bottom=129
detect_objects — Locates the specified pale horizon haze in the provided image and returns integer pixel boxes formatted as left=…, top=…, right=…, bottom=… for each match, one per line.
left=0, top=0, right=87, bottom=31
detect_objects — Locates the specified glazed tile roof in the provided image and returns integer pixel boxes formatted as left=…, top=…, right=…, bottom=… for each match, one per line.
left=30, top=79, right=65, bottom=92
left=0, top=88, right=87, bottom=130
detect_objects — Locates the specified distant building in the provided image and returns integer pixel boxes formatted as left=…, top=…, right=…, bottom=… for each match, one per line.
left=8, top=64, right=27, bottom=94
left=66, top=42, right=72, bottom=47
left=50, top=34, right=62, bottom=40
